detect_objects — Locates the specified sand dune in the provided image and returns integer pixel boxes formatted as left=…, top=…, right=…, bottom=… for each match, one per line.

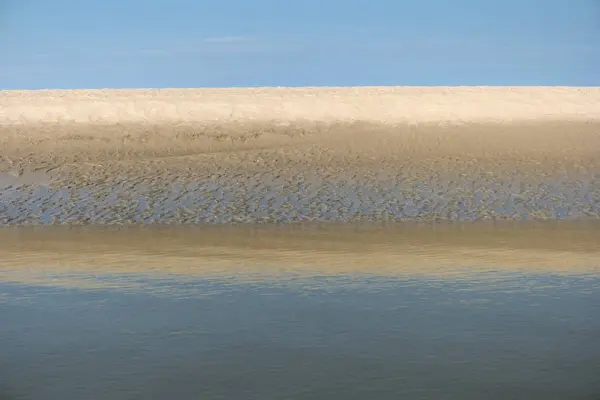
left=2, top=87, right=599, bottom=170
left=1, top=87, right=599, bottom=125
left=0, top=87, right=599, bottom=224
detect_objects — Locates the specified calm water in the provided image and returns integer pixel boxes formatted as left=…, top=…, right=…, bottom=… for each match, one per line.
left=1, top=224, right=599, bottom=399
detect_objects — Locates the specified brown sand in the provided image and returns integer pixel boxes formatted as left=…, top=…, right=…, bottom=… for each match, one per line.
left=1, top=87, right=599, bottom=176
left=0, top=87, right=599, bottom=224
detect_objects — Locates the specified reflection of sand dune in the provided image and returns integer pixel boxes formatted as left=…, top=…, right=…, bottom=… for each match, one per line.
left=1, top=223, right=599, bottom=286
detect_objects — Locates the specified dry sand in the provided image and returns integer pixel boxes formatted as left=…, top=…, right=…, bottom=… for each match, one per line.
left=2, top=87, right=600, bottom=124
left=1, top=87, right=599, bottom=224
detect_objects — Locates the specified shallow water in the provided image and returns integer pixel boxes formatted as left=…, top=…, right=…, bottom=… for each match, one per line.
left=1, top=224, right=599, bottom=399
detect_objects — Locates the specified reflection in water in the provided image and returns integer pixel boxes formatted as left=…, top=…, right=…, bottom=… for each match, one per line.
left=1, top=222, right=600, bottom=399
left=1, top=222, right=600, bottom=286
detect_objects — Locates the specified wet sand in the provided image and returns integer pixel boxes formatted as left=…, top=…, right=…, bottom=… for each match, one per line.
left=1, top=87, right=599, bottom=224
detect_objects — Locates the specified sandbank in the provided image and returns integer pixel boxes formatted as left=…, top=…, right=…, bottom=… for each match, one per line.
left=1, top=87, right=599, bottom=224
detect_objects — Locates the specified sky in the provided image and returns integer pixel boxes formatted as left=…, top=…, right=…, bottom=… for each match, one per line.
left=0, top=0, right=598, bottom=89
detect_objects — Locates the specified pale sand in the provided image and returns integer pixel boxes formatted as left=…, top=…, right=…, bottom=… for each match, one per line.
left=2, top=87, right=600, bottom=124
left=0, top=87, right=599, bottom=224
left=1, top=223, right=599, bottom=289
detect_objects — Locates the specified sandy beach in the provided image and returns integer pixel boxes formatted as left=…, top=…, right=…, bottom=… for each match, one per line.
left=1, top=87, right=599, bottom=224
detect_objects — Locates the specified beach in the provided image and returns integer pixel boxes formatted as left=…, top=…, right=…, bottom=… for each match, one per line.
left=2, top=87, right=600, bottom=399
left=1, top=87, right=599, bottom=224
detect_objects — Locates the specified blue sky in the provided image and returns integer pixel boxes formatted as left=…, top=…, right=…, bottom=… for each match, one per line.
left=1, top=0, right=598, bottom=89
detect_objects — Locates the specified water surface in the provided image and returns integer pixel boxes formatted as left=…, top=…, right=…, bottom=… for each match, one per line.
left=1, top=223, right=599, bottom=399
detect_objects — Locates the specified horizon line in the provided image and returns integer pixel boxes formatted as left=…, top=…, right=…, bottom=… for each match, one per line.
left=3, top=84, right=600, bottom=93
